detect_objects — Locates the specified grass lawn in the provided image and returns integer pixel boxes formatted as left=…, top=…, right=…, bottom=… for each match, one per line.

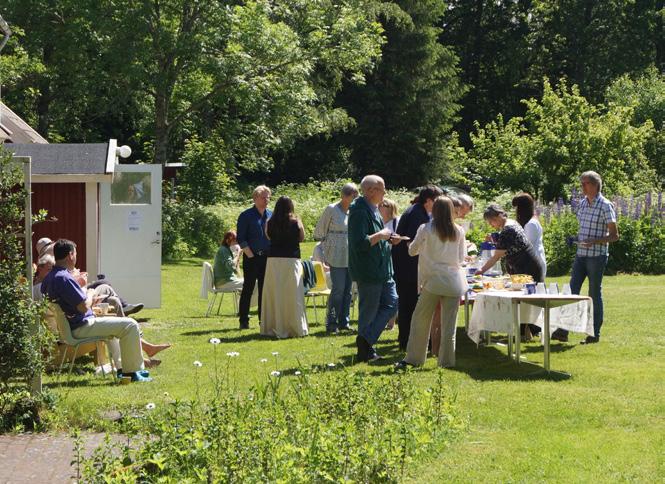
left=45, top=242, right=665, bottom=481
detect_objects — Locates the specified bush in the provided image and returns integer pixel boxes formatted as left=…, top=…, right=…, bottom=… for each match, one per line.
left=0, top=388, right=56, bottom=433
left=0, top=151, right=50, bottom=388
left=79, top=369, right=463, bottom=482
left=162, top=196, right=228, bottom=259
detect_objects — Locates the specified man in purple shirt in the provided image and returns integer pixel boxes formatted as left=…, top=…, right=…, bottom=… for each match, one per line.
left=41, top=239, right=150, bottom=381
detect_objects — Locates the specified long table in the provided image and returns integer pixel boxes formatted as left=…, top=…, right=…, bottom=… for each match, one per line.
left=465, top=291, right=593, bottom=372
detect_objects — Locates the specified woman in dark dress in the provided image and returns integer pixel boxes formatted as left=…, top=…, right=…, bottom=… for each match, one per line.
left=392, top=185, right=443, bottom=350
left=260, top=196, right=308, bottom=338
left=476, top=204, right=545, bottom=282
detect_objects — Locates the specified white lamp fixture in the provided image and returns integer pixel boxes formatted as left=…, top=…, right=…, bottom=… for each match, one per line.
left=116, top=145, right=132, bottom=159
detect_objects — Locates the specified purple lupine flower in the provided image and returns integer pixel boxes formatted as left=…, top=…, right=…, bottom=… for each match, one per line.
left=645, top=192, right=652, bottom=213
left=634, top=201, right=642, bottom=220
left=543, top=207, right=551, bottom=224
left=621, top=197, right=629, bottom=217
left=570, top=196, right=579, bottom=214
left=557, top=197, right=564, bottom=209
left=658, top=191, right=662, bottom=210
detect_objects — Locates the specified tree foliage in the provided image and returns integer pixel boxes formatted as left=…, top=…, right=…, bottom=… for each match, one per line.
left=461, top=80, right=657, bottom=201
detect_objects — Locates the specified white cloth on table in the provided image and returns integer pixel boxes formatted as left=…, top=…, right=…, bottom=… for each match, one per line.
left=467, top=291, right=593, bottom=344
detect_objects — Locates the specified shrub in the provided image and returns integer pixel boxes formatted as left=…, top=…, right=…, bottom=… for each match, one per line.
left=162, top=195, right=228, bottom=259
left=79, top=369, right=463, bottom=482
left=0, top=151, right=50, bottom=388
left=0, top=388, right=56, bottom=433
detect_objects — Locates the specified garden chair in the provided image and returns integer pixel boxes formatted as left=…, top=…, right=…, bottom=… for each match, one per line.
left=201, top=261, right=240, bottom=317
left=49, top=303, right=115, bottom=381
left=305, top=261, right=331, bottom=324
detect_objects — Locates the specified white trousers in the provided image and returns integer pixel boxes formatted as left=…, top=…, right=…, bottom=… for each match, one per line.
left=404, top=289, right=460, bottom=368
left=72, top=316, right=144, bottom=373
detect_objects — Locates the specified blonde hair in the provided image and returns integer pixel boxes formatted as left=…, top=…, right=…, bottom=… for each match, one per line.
left=380, top=198, right=399, bottom=219
left=252, top=185, right=272, bottom=199
left=431, top=196, right=457, bottom=242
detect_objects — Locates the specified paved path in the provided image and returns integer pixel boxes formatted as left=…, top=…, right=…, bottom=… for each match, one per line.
left=0, top=433, right=107, bottom=483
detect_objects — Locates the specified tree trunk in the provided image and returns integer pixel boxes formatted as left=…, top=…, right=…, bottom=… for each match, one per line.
left=36, top=42, right=54, bottom=138
left=154, top=91, right=170, bottom=165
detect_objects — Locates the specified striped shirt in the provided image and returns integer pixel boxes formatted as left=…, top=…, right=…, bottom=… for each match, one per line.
left=576, top=193, right=617, bottom=257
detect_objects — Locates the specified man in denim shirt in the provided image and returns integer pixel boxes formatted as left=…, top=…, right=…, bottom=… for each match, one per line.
left=236, top=185, right=272, bottom=329
left=554, top=171, right=619, bottom=344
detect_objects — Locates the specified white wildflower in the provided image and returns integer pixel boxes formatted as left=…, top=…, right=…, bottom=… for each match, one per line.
left=209, top=337, right=221, bottom=345
left=271, top=351, right=279, bottom=356
left=294, top=371, right=302, bottom=376
left=270, top=370, right=281, bottom=377
left=226, top=351, right=240, bottom=357
left=145, top=403, right=156, bottom=410
left=260, top=358, right=268, bottom=363
left=327, top=363, right=336, bottom=368
left=193, top=360, right=203, bottom=367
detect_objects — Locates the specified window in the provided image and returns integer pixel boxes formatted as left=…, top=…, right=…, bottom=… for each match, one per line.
left=111, top=171, right=152, bottom=205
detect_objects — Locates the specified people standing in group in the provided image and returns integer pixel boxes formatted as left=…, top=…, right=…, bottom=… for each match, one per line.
left=260, top=196, right=308, bottom=338
left=391, top=185, right=443, bottom=351
left=236, top=185, right=272, bottom=330
left=476, top=204, right=545, bottom=283
left=348, top=175, right=399, bottom=362
left=213, top=230, right=244, bottom=292
left=313, top=183, right=359, bottom=334
left=512, top=193, right=547, bottom=277
left=396, top=196, right=467, bottom=369
left=553, top=171, right=618, bottom=344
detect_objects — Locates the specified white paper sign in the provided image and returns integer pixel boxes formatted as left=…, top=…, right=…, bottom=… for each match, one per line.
left=128, top=210, right=142, bottom=232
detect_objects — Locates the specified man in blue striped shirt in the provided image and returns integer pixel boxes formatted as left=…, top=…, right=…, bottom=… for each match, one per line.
left=554, top=171, right=619, bottom=344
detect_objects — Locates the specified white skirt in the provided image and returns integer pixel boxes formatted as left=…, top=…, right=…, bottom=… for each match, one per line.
left=260, top=257, right=308, bottom=338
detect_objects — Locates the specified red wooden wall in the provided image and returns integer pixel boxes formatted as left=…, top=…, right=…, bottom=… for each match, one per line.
left=31, top=183, right=87, bottom=271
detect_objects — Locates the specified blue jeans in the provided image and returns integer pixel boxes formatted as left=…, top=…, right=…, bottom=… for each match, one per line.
left=570, top=255, right=608, bottom=338
left=326, top=266, right=353, bottom=330
left=356, top=279, right=398, bottom=346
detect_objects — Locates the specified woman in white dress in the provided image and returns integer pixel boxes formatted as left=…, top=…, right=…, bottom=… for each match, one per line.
left=396, top=196, right=467, bottom=369
left=512, top=193, right=547, bottom=277
left=261, top=196, right=308, bottom=338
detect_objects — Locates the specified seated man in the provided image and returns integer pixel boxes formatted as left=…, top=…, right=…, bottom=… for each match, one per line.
left=36, top=237, right=144, bottom=316
left=41, top=239, right=151, bottom=382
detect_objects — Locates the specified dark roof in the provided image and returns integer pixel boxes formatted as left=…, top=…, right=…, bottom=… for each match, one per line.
left=4, top=143, right=110, bottom=175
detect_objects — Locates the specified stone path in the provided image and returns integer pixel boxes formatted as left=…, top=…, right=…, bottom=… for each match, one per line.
left=0, top=433, right=107, bottom=483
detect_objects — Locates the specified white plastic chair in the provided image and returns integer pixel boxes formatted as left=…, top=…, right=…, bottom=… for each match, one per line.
left=49, top=303, right=115, bottom=381
left=202, top=261, right=240, bottom=317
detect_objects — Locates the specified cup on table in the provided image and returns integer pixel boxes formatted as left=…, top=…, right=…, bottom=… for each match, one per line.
left=561, top=283, right=571, bottom=295
left=549, top=282, right=559, bottom=294
left=94, top=302, right=109, bottom=315
left=525, top=283, right=536, bottom=294
left=536, top=282, right=546, bottom=294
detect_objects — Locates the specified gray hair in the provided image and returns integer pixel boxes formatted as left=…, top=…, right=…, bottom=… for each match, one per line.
left=483, top=203, right=507, bottom=220
left=457, top=193, right=474, bottom=210
left=341, top=182, right=359, bottom=198
left=360, top=175, right=385, bottom=194
left=580, top=170, right=602, bottom=192
left=449, top=196, right=461, bottom=208
left=38, top=253, right=55, bottom=266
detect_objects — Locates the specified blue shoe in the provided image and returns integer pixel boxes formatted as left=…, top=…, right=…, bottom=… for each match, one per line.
left=131, top=371, right=152, bottom=382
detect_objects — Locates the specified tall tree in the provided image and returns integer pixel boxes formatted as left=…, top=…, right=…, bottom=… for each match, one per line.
left=339, top=0, right=466, bottom=187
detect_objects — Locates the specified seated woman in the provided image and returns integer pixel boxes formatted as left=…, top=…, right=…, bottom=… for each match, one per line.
left=396, top=196, right=467, bottom=369
left=261, top=196, right=308, bottom=338
left=213, top=231, right=244, bottom=292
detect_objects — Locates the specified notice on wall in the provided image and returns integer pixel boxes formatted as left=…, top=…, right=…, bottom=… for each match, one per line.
left=128, top=210, right=142, bottom=232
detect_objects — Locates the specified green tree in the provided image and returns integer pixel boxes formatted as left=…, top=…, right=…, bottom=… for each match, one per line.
left=606, top=66, right=665, bottom=182
left=462, top=80, right=657, bottom=200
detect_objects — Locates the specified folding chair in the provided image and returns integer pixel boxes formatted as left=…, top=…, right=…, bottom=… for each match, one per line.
left=202, top=261, right=240, bottom=317
left=305, top=261, right=331, bottom=324
left=49, top=303, right=115, bottom=381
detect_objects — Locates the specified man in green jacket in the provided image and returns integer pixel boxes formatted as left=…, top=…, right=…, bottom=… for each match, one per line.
left=348, top=175, right=399, bottom=361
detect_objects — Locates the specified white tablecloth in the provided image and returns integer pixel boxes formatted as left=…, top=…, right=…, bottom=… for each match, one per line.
left=467, top=291, right=594, bottom=344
